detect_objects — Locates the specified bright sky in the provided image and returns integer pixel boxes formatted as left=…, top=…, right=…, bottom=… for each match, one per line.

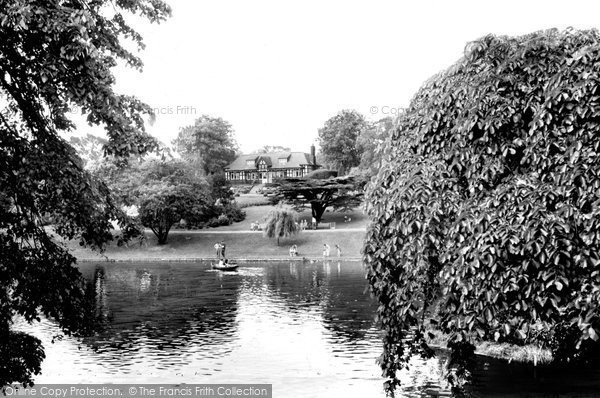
left=88, top=0, right=600, bottom=153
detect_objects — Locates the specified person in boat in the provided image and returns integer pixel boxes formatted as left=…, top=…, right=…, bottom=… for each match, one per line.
left=218, top=258, right=229, bottom=267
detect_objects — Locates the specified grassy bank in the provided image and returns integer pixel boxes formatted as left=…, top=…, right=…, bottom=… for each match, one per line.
left=69, top=229, right=366, bottom=261
left=426, top=329, right=553, bottom=365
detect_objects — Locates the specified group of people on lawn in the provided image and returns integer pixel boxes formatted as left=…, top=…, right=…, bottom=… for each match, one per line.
left=250, top=217, right=319, bottom=232
left=215, top=239, right=342, bottom=260
left=289, top=243, right=341, bottom=258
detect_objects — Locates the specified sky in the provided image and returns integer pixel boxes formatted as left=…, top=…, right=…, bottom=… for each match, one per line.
left=82, top=0, right=600, bottom=153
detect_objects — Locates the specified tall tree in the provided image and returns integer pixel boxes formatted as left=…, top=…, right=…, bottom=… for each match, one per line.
left=357, top=117, right=394, bottom=176
left=263, top=209, right=299, bottom=246
left=318, top=109, right=367, bottom=175
left=254, top=145, right=291, bottom=153
left=268, top=170, right=365, bottom=225
left=365, top=29, right=600, bottom=394
left=0, top=0, right=170, bottom=386
left=173, top=115, right=238, bottom=175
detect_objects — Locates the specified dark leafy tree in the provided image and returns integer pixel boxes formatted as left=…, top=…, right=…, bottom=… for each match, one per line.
left=70, top=133, right=174, bottom=173
left=364, top=29, right=600, bottom=394
left=105, top=159, right=212, bottom=244
left=0, top=0, right=170, bottom=386
left=263, top=208, right=299, bottom=245
left=173, top=115, right=238, bottom=175
left=318, top=109, right=368, bottom=175
left=207, top=172, right=234, bottom=204
left=138, top=184, right=207, bottom=244
left=269, top=171, right=365, bottom=225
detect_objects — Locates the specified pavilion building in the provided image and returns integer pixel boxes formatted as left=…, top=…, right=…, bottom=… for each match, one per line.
left=225, top=145, right=319, bottom=184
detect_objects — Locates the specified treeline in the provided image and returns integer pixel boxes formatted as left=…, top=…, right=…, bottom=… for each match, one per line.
left=317, top=110, right=394, bottom=177
left=72, top=115, right=244, bottom=245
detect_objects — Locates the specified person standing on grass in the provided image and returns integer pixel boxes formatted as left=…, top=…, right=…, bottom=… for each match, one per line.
left=335, top=244, right=341, bottom=257
left=220, top=240, right=226, bottom=258
left=323, top=243, right=330, bottom=257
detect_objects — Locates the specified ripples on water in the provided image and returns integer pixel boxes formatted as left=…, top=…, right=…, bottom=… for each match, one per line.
left=12, top=261, right=600, bottom=397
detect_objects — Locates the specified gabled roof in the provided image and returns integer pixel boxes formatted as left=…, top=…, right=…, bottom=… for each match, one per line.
left=226, top=151, right=316, bottom=171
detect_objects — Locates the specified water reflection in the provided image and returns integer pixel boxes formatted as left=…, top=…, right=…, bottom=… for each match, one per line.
left=12, top=261, right=600, bottom=397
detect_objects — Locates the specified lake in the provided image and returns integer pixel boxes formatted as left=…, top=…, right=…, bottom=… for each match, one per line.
left=14, top=261, right=600, bottom=397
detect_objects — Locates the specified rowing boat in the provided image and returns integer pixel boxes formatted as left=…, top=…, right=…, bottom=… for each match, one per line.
left=211, top=262, right=239, bottom=271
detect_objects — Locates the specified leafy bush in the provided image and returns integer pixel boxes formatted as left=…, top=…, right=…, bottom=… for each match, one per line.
left=197, top=203, right=245, bottom=228
left=304, top=169, right=338, bottom=179
left=224, top=203, right=246, bottom=222
left=235, top=194, right=272, bottom=208
left=364, top=29, right=600, bottom=393
left=207, top=214, right=231, bottom=228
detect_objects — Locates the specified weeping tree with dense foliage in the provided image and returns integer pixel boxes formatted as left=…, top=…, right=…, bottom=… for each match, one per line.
left=0, top=0, right=170, bottom=386
left=365, top=29, right=600, bottom=394
left=263, top=209, right=299, bottom=246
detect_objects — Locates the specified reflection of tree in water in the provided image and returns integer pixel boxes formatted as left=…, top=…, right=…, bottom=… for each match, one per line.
left=77, top=263, right=240, bottom=361
left=262, top=261, right=378, bottom=343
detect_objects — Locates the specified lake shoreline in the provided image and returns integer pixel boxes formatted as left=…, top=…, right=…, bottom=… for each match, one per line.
left=69, top=229, right=553, bottom=368
left=76, top=256, right=363, bottom=262
left=68, top=229, right=367, bottom=262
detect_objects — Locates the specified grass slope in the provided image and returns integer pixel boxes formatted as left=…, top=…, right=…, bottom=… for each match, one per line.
left=70, top=229, right=366, bottom=261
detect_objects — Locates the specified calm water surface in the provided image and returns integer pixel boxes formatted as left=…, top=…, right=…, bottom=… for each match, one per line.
left=15, top=261, right=600, bottom=397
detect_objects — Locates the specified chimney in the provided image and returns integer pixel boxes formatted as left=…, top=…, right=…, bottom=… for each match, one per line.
left=310, top=144, right=316, bottom=165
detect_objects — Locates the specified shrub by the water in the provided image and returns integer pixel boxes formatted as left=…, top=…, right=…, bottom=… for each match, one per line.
left=364, top=28, right=600, bottom=393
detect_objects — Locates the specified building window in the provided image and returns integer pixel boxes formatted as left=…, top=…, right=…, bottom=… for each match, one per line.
left=246, top=160, right=254, bottom=167
left=278, top=158, right=287, bottom=166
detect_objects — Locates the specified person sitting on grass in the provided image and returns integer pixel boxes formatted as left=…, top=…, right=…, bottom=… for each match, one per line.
left=289, top=244, right=298, bottom=257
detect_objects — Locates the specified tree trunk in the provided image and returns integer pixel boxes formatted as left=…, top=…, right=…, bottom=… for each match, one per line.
left=311, top=203, right=327, bottom=224
left=157, top=231, right=169, bottom=245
